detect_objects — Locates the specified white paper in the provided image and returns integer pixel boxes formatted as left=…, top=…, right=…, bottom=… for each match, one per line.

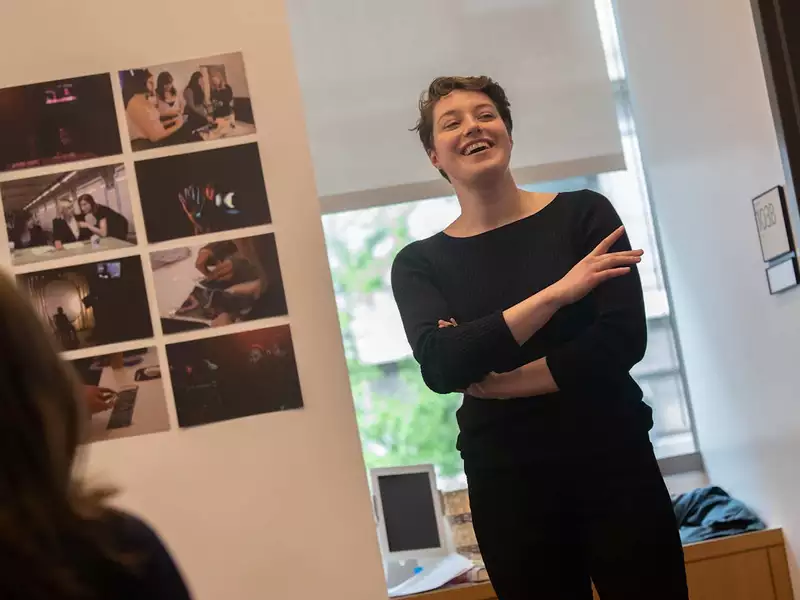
left=388, top=554, right=474, bottom=598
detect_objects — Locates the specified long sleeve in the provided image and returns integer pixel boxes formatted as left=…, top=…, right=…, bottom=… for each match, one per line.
left=545, top=191, right=647, bottom=394
left=52, top=219, right=69, bottom=244
left=391, top=242, right=520, bottom=394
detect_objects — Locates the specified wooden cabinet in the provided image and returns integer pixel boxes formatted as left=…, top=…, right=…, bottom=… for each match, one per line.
left=408, top=529, right=794, bottom=600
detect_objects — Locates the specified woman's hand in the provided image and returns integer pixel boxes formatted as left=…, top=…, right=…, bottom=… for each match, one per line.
left=85, top=386, right=116, bottom=414
left=548, top=226, right=643, bottom=307
left=439, top=318, right=502, bottom=397
left=195, top=247, right=214, bottom=275
left=204, top=259, right=235, bottom=282
left=225, top=280, right=262, bottom=298
left=466, top=372, right=510, bottom=399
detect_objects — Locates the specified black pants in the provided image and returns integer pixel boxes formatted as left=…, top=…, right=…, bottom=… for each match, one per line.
left=465, top=436, right=689, bottom=600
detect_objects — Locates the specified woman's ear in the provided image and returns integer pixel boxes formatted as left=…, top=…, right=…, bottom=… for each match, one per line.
left=428, top=149, right=441, bottom=171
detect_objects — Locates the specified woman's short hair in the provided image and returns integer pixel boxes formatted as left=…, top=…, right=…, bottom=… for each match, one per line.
left=413, top=76, right=513, bottom=179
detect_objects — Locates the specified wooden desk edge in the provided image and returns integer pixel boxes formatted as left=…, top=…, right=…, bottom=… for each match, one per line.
left=682, top=528, right=784, bottom=562
left=405, top=529, right=785, bottom=600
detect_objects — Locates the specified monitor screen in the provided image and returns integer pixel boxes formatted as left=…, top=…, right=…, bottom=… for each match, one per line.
left=97, top=261, right=121, bottom=279
left=378, top=472, right=441, bottom=553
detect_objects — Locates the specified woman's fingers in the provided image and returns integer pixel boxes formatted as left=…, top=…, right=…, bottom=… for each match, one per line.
left=596, top=252, right=643, bottom=270
left=590, top=226, right=625, bottom=256
left=595, top=267, right=632, bottom=283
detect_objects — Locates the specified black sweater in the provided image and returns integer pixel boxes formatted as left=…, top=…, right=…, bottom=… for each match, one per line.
left=391, top=190, right=653, bottom=466
left=1, top=511, right=191, bottom=600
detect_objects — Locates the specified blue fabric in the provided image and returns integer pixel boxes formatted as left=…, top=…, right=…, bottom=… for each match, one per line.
left=672, top=486, right=766, bottom=544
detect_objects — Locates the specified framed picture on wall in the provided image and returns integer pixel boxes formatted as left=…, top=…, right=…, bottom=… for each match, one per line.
left=752, top=185, right=793, bottom=262
left=766, top=256, right=799, bottom=295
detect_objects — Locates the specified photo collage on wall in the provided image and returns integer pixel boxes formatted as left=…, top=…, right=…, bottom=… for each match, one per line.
left=0, top=52, right=303, bottom=442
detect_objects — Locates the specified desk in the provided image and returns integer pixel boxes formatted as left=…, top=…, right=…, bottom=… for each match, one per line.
left=88, top=348, right=170, bottom=443
left=407, top=529, right=794, bottom=600
left=199, top=119, right=257, bottom=141
left=12, top=237, right=135, bottom=267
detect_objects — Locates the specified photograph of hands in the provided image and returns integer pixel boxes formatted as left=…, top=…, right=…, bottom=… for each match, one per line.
left=151, top=233, right=287, bottom=335
left=71, top=347, right=170, bottom=443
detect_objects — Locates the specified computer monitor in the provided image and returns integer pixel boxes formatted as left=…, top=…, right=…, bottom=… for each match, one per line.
left=370, top=464, right=448, bottom=562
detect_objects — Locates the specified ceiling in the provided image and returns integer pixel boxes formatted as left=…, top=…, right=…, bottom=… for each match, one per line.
left=0, top=172, right=63, bottom=212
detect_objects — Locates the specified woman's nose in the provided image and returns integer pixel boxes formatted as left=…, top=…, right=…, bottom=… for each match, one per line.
left=462, top=116, right=482, bottom=136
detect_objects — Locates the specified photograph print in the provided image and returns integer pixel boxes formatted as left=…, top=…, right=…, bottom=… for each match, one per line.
left=0, top=74, right=121, bottom=173
left=70, top=347, right=170, bottom=444
left=17, top=256, right=153, bottom=352
left=151, top=232, right=287, bottom=335
left=166, top=324, right=302, bottom=428
left=120, top=52, right=256, bottom=152
left=135, top=142, right=271, bottom=243
left=2, top=164, right=136, bottom=266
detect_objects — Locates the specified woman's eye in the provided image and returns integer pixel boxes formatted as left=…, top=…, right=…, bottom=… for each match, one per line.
left=479, top=112, right=496, bottom=120
left=443, top=121, right=459, bottom=130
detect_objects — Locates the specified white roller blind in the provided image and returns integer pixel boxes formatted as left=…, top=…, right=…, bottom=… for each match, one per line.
left=288, top=0, right=624, bottom=209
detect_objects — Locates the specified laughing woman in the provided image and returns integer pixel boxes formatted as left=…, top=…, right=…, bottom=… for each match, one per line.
left=391, top=77, right=688, bottom=600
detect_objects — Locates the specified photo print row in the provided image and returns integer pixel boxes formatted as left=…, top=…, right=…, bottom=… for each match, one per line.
left=0, top=142, right=272, bottom=268
left=0, top=52, right=255, bottom=175
left=16, top=229, right=287, bottom=350
left=70, top=346, right=171, bottom=444
left=68, top=323, right=303, bottom=440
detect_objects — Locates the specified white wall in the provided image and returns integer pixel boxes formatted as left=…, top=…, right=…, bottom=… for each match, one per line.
left=0, top=1, right=385, bottom=599
left=616, top=0, right=800, bottom=589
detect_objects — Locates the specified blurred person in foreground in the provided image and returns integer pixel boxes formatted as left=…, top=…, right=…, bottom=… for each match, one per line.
left=0, top=271, right=191, bottom=599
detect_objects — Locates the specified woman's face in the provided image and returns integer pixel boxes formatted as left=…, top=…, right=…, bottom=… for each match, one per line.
left=211, top=74, right=222, bottom=87
left=198, top=75, right=205, bottom=88
left=79, top=199, right=91, bottom=215
left=146, top=76, right=155, bottom=95
left=428, top=90, right=512, bottom=186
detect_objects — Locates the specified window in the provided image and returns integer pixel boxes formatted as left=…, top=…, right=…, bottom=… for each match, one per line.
left=322, top=0, right=695, bottom=484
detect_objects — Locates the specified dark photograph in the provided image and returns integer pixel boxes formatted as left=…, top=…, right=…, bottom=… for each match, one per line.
left=151, top=233, right=287, bottom=335
left=135, top=143, right=271, bottom=243
left=2, top=164, right=136, bottom=267
left=0, top=74, right=122, bottom=172
left=17, top=256, right=153, bottom=352
left=70, top=347, right=170, bottom=444
left=120, top=52, right=256, bottom=152
left=166, top=324, right=303, bottom=428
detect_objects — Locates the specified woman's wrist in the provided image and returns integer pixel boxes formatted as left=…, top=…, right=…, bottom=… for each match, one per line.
left=540, top=282, right=566, bottom=310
